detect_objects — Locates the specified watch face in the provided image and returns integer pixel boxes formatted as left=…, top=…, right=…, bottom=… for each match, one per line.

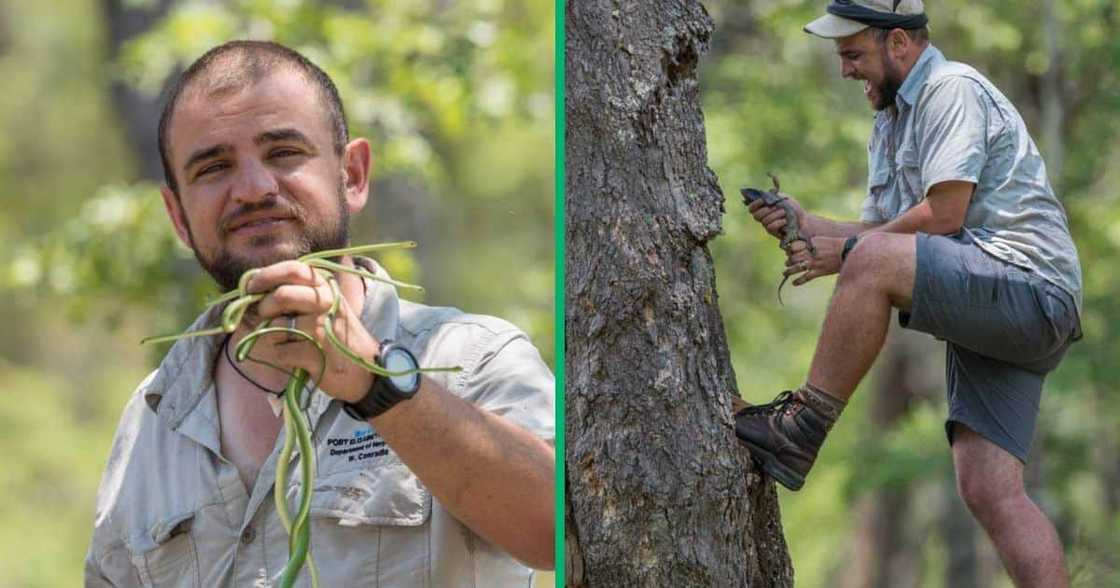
left=383, top=347, right=420, bottom=393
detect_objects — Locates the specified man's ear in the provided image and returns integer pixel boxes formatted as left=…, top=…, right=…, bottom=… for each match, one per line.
left=341, top=138, right=371, bottom=214
left=888, top=28, right=909, bottom=57
left=160, top=185, right=194, bottom=248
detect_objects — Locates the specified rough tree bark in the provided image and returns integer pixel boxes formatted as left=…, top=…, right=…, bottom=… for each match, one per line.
left=564, top=1, right=793, bottom=585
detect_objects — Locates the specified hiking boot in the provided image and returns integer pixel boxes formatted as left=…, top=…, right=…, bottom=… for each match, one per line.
left=733, top=386, right=844, bottom=491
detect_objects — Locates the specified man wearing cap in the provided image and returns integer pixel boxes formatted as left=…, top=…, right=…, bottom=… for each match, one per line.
left=733, top=2, right=1081, bottom=586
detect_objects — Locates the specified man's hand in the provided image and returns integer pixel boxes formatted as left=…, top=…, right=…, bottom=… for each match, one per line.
left=747, top=194, right=809, bottom=242
left=241, top=259, right=377, bottom=403
left=238, top=259, right=555, bottom=569
left=784, top=236, right=844, bottom=286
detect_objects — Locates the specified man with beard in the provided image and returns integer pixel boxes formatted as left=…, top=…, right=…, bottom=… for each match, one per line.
left=84, top=41, right=554, bottom=586
left=732, top=1, right=1081, bottom=586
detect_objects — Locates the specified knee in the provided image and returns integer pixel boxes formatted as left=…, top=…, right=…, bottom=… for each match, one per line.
left=955, top=467, right=1023, bottom=524
left=837, top=232, right=892, bottom=286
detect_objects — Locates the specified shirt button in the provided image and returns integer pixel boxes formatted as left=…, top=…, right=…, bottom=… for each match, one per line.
left=240, top=526, right=256, bottom=545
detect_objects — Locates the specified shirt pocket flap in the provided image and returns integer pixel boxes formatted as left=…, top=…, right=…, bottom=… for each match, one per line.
left=296, top=462, right=431, bottom=527
left=869, top=160, right=890, bottom=189
left=126, top=512, right=200, bottom=587
left=895, top=138, right=920, bottom=168
left=126, top=511, right=195, bottom=554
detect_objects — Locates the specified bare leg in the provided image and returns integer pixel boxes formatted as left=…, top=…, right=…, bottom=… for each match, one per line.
left=805, top=232, right=917, bottom=401
left=952, top=424, right=1069, bottom=587
left=731, top=233, right=918, bottom=491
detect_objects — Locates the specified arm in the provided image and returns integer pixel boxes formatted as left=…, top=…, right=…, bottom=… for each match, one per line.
left=243, top=261, right=555, bottom=570
left=747, top=179, right=970, bottom=242
left=802, top=213, right=875, bottom=239
left=747, top=196, right=875, bottom=240
left=783, top=180, right=973, bottom=286
left=863, top=76, right=987, bottom=237
left=865, top=180, right=973, bottom=236
left=372, top=372, right=555, bottom=570
left=782, top=75, right=989, bottom=284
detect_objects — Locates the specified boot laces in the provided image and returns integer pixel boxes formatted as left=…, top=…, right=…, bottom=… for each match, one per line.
left=743, top=390, right=802, bottom=417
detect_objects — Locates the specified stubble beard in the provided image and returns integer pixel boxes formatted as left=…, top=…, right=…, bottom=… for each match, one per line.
left=187, top=181, right=351, bottom=292
left=873, top=45, right=904, bottom=111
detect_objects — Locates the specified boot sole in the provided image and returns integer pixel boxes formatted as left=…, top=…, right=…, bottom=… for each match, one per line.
left=736, top=438, right=806, bottom=491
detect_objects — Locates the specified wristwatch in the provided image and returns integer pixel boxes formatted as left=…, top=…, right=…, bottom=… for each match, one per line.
left=343, top=341, right=421, bottom=420
left=841, top=235, right=860, bottom=264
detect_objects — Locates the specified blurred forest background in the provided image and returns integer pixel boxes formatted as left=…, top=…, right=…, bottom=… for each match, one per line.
left=703, top=0, right=1118, bottom=586
left=0, top=0, right=554, bottom=586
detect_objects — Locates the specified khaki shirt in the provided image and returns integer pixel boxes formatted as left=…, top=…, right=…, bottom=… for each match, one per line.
left=862, top=45, right=1082, bottom=315
left=84, top=260, right=555, bottom=587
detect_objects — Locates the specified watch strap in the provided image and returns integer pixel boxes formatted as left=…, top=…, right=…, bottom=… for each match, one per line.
left=841, top=235, right=860, bottom=264
left=343, top=376, right=403, bottom=420
left=343, top=343, right=418, bottom=421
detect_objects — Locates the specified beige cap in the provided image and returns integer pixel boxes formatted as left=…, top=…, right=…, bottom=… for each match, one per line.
left=804, top=0, right=926, bottom=39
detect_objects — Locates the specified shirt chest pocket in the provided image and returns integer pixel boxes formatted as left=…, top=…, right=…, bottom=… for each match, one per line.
left=866, top=152, right=894, bottom=222
left=127, top=512, right=201, bottom=588
left=282, top=463, right=433, bottom=587
left=869, top=161, right=891, bottom=194
left=894, top=135, right=924, bottom=200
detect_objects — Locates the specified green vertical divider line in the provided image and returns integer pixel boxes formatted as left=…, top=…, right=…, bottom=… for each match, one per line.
left=554, top=0, right=566, bottom=586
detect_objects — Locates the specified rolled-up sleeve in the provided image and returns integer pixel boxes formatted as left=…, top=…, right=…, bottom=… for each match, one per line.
left=915, top=76, right=990, bottom=196
left=458, top=329, right=555, bottom=443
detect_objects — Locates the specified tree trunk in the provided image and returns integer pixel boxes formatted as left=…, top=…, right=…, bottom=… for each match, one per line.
left=564, top=1, right=793, bottom=586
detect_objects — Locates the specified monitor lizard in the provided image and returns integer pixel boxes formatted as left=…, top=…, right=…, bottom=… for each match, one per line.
left=740, top=173, right=817, bottom=305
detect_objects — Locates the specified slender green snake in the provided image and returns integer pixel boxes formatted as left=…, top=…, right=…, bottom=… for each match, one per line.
left=143, top=242, right=460, bottom=588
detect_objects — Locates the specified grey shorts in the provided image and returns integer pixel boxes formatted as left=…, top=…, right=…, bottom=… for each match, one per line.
left=899, top=231, right=1080, bottom=463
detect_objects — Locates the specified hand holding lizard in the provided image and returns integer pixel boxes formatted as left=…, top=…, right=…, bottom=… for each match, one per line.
left=784, top=237, right=843, bottom=286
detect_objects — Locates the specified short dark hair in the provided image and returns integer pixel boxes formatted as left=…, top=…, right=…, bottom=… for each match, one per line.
left=157, top=40, right=349, bottom=195
left=871, top=26, right=930, bottom=45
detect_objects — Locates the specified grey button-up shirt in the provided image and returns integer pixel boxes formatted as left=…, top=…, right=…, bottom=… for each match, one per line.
left=84, top=260, right=555, bottom=587
left=863, top=45, right=1083, bottom=314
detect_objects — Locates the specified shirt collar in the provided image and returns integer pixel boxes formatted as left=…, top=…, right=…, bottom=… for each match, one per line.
left=144, top=257, right=403, bottom=428
left=897, top=44, right=943, bottom=107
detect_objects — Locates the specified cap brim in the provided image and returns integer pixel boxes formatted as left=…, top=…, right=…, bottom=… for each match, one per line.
left=803, top=14, right=868, bottom=38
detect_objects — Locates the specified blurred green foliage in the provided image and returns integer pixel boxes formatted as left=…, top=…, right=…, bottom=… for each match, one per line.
left=703, top=1, right=1120, bottom=586
left=0, top=0, right=553, bottom=586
